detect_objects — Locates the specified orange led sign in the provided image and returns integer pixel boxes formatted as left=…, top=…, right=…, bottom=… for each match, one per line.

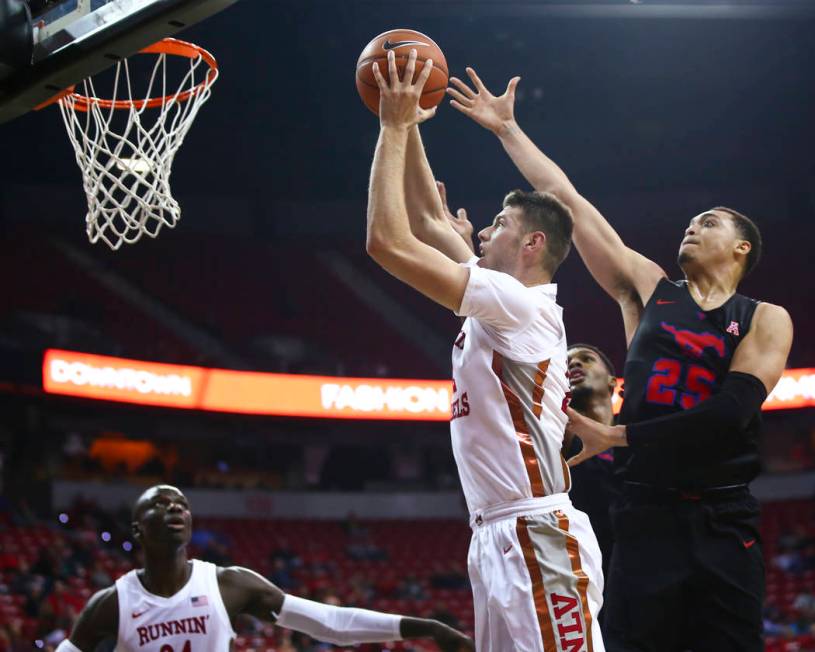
left=42, top=350, right=814, bottom=420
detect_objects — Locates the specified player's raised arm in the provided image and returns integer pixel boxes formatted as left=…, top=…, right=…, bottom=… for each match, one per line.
left=366, top=49, right=470, bottom=312
left=218, top=566, right=472, bottom=651
left=403, top=127, right=476, bottom=262
left=448, top=68, right=666, bottom=309
left=55, top=587, right=118, bottom=652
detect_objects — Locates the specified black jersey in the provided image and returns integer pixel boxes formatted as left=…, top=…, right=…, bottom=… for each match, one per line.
left=616, top=278, right=761, bottom=488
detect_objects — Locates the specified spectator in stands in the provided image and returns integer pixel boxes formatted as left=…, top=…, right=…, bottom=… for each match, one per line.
left=47, top=581, right=83, bottom=620
left=429, top=562, right=468, bottom=591
left=793, top=591, right=815, bottom=621
left=89, top=561, right=112, bottom=590
left=346, top=537, right=388, bottom=561
left=397, top=575, right=427, bottom=601
left=23, top=580, right=47, bottom=619
left=271, top=537, right=302, bottom=569
left=763, top=602, right=789, bottom=639
left=773, top=549, right=806, bottom=573
left=269, top=558, right=295, bottom=591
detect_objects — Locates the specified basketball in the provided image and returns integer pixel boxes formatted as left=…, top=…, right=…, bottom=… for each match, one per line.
left=356, top=29, right=448, bottom=115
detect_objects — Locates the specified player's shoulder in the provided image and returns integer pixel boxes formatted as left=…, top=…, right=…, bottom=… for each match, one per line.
left=752, top=302, right=793, bottom=330
left=216, top=565, right=245, bottom=584
left=86, top=584, right=120, bottom=613
left=216, top=565, right=268, bottom=590
left=71, top=585, right=119, bottom=645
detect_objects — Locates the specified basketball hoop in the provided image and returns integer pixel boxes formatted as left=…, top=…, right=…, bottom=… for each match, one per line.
left=55, top=38, right=218, bottom=249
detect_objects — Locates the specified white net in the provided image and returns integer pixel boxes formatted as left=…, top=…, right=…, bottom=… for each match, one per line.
left=57, top=40, right=218, bottom=250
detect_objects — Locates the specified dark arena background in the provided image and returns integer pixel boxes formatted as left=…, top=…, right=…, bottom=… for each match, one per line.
left=1, top=0, right=815, bottom=650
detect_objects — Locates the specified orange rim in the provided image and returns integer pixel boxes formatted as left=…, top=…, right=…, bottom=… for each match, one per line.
left=51, top=38, right=218, bottom=112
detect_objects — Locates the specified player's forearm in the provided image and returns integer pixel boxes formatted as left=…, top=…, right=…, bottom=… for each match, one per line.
left=496, top=119, right=659, bottom=300
left=494, top=120, right=576, bottom=197
left=404, top=126, right=445, bottom=228
left=625, top=372, right=766, bottom=449
left=276, top=595, right=402, bottom=645
left=367, top=126, right=415, bottom=253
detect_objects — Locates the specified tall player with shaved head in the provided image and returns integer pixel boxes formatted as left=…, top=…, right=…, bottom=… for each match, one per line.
left=448, top=67, right=793, bottom=651
left=56, top=485, right=472, bottom=652
left=366, top=50, right=605, bottom=652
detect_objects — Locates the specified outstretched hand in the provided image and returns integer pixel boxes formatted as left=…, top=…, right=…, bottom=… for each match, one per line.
left=436, top=181, right=474, bottom=252
left=447, top=67, right=520, bottom=134
left=372, top=49, right=437, bottom=129
left=565, top=408, right=628, bottom=467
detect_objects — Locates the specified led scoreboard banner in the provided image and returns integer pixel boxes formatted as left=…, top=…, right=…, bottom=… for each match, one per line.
left=42, top=349, right=815, bottom=421
left=42, top=349, right=451, bottom=420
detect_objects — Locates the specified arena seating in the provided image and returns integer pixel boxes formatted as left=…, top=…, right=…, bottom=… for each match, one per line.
left=0, top=227, right=202, bottom=365
left=1, top=500, right=814, bottom=651
left=1, top=228, right=442, bottom=377
left=109, top=234, right=441, bottom=377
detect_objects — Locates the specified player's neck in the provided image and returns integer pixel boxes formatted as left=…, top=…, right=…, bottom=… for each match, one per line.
left=141, top=549, right=192, bottom=597
left=583, top=397, right=614, bottom=427
left=513, top=264, right=552, bottom=288
left=571, top=393, right=614, bottom=426
left=684, top=264, right=740, bottom=307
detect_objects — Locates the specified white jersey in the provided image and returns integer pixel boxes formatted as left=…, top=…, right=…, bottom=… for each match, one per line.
left=451, top=259, right=571, bottom=515
left=115, top=559, right=236, bottom=652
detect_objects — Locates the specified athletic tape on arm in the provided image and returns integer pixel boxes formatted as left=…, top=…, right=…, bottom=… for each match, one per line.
left=276, top=594, right=402, bottom=645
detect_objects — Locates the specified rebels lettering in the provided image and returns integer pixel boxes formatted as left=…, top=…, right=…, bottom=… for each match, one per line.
left=551, top=593, right=585, bottom=652
left=451, top=391, right=469, bottom=420
left=137, top=616, right=208, bottom=646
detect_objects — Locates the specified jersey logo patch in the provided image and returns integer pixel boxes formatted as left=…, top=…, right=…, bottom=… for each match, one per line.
left=660, top=322, right=726, bottom=359
left=454, top=331, right=466, bottom=350
left=726, top=321, right=740, bottom=336
left=191, top=595, right=209, bottom=607
left=656, top=299, right=676, bottom=305
left=132, top=606, right=152, bottom=619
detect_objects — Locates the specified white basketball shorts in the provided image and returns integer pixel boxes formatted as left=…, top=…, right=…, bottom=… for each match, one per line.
left=468, top=495, right=605, bottom=652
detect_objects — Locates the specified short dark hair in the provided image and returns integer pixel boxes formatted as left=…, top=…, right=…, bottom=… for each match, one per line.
left=712, top=206, right=762, bottom=278
left=567, top=343, right=616, bottom=378
left=503, top=190, right=574, bottom=274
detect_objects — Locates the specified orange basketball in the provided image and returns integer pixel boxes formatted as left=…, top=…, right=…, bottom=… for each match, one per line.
left=356, top=29, right=448, bottom=116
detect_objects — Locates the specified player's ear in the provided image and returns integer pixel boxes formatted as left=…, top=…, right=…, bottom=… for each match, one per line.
left=735, top=239, right=751, bottom=257
left=607, top=375, right=617, bottom=396
left=525, top=230, right=546, bottom=251
left=131, top=520, right=142, bottom=542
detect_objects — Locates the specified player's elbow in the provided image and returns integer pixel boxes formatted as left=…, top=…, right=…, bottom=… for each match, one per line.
left=365, top=233, right=400, bottom=270
left=365, top=232, right=387, bottom=259
left=366, top=230, right=412, bottom=265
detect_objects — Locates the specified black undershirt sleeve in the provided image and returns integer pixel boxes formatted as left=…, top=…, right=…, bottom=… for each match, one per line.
left=626, top=371, right=767, bottom=449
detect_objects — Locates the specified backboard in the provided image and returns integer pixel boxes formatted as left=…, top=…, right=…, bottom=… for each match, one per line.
left=0, top=0, right=239, bottom=124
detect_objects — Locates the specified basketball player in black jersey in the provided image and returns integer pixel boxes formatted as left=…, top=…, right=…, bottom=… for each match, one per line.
left=58, top=485, right=472, bottom=652
left=565, top=344, right=619, bottom=594
left=448, top=69, right=793, bottom=651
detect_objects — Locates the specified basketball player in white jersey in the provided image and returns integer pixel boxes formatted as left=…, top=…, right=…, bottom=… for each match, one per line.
left=55, top=485, right=472, bottom=652
left=367, top=50, right=604, bottom=651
